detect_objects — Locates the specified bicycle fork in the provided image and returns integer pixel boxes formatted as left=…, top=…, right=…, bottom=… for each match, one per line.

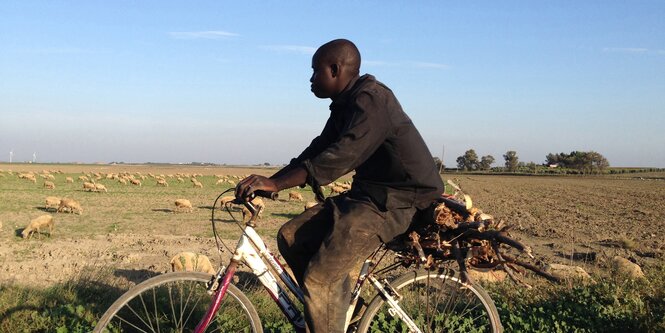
left=194, top=261, right=238, bottom=332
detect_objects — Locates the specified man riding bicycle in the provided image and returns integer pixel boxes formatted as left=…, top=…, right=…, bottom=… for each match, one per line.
left=236, top=38, right=444, bottom=332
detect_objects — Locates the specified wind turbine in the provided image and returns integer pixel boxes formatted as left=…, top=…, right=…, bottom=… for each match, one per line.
left=9, top=149, right=13, bottom=163
left=33, top=152, right=37, bottom=163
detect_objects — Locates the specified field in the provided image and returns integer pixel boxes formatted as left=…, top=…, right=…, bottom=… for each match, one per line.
left=1, top=163, right=664, bottom=331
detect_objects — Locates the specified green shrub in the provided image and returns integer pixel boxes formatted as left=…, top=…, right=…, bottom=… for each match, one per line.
left=490, top=265, right=665, bottom=333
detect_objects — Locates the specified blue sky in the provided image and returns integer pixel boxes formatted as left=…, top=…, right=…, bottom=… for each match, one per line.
left=1, top=1, right=664, bottom=167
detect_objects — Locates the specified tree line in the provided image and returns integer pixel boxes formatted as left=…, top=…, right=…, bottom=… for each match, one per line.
left=444, top=149, right=612, bottom=174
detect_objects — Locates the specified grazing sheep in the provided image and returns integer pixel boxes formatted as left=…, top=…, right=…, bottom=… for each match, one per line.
left=288, top=191, right=303, bottom=201
left=170, top=252, right=216, bottom=274
left=174, top=199, right=193, bottom=213
left=192, top=180, right=203, bottom=188
left=57, top=198, right=83, bottom=215
left=94, top=183, right=108, bottom=193
left=156, top=179, right=169, bottom=187
left=130, top=178, right=142, bottom=186
left=22, top=214, right=54, bottom=239
left=78, top=175, right=89, bottom=182
left=330, top=185, right=346, bottom=195
left=45, top=196, right=61, bottom=211
left=83, top=182, right=96, bottom=192
left=21, top=174, right=37, bottom=183
left=219, top=196, right=236, bottom=208
left=304, top=201, right=318, bottom=211
left=43, top=181, right=55, bottom=189
left=65, top=177, right=74, bottom=183
left=251, top=197, right=265, bottom=210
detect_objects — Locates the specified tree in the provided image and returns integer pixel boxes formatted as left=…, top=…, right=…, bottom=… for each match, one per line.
left=503, top=151, right=519, bottom=172
left=456, top=149, right=479, bottom=171
left=479, top=155, right=495, bottom=171
left=433, top=157, right=444, bottom=173
left=587, top=151, right=609, bottom=173
left=544, top=151, right=610, bottom=174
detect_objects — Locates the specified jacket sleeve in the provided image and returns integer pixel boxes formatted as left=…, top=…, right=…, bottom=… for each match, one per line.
left=302, top=92, right=390, bottom=186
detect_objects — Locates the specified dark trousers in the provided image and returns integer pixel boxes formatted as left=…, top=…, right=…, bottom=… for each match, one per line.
left=277, top=194, right=416, bottom=333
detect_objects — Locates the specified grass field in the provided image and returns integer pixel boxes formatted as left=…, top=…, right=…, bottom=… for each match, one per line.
left=0, top=163, right=664, bottom=332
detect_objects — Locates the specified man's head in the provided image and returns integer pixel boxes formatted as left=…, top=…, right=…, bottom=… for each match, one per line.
left=310, top=39, right=361, bottom=99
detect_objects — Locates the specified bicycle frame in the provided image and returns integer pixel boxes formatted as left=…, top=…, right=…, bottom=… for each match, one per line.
left=195, top=218, right=307, bottom=332
left=194, top=201, right=424, bottom=333
left=194, top=218, right=420, bottom=333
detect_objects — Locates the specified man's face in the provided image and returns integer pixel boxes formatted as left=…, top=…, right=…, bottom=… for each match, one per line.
left=310, top=54, right=336, bottom=99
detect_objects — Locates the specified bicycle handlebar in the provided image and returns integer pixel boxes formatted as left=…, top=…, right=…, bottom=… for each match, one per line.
left=228, top=190, right=279, bottom=224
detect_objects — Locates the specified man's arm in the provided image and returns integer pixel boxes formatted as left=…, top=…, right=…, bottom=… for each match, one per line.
left=235, top=166, right=308, bottom=200
left=302, top=93, right=390, bottom=186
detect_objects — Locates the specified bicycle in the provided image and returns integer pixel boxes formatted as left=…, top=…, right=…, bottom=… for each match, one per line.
left=94, top=189, right=508, bottom=333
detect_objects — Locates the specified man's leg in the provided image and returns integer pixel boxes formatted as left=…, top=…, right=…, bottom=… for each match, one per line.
left=277, top=202, right=333, bottom=286
left=302, top=196, right=384, bottom=333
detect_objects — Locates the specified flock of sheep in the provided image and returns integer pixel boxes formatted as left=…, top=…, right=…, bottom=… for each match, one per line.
left=3, top=167, right=352, bottom=274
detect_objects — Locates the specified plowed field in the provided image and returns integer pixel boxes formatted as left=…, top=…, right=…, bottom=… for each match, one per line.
left=1, top=163, right=663, bottom=288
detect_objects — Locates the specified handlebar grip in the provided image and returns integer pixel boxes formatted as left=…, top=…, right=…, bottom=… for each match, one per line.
left=230, top=190, right=279, bottom=206
left=253, top=190, right=278, bottom=200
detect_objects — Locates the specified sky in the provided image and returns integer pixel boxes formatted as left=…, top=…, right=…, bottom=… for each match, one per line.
left=1, top=1, right=664, bottom=167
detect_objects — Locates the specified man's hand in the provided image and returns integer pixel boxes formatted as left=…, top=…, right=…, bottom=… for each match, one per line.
left=235, top=174, right=278, bottom=201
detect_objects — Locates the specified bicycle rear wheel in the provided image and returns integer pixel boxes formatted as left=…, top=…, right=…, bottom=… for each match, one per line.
left=94, top=271, right=263, bottom=333
left=356, top=269, right=502, bottom=333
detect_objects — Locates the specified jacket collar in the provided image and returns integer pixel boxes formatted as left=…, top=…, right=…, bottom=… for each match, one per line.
left=329, top=74, right=373, bottom=111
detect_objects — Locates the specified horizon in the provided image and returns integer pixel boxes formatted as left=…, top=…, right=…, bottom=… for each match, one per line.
left=2, top=2, right=664, bottom=168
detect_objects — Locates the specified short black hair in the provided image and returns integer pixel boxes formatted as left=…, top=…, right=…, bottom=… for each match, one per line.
left=315, top=39, right=361, bottom=75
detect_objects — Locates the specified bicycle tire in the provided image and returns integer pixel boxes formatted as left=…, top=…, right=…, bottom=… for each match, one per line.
left=356, top=269, right=502, bottom=333
left=94, top=271, right=263, bottom=333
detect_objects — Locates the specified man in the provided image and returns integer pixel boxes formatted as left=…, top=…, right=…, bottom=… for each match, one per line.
left=236, top=38, right=444, bottom=332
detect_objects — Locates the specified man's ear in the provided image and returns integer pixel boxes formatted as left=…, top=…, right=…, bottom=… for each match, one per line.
left=330, top=63, right=340, bottom=78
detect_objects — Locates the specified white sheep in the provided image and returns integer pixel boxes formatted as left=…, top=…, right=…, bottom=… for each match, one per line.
left=330, top=185, right=346, bottom=195
left=130, top=178, right=142, bottom=186
left=288, top=191, right=304, bottom=201
left=174, top=199, right=193, bottom=213
left=156, top=179, right=169, bottom=187
left=192, top=180, right=203, bottom=188
left=22, top=214, right=55, bottom=239
left=43, top=181, right=56, bottom=189
left=304, top=201, right=318, bottom=211
left=83, top=182, right=96, bottom=192
left=170, top=252, right=216, bottom=274
left=94, top=183, right=108, bottom=193
left=66, top=177, right=74, bottom=183
left=219, top=196, right=236, bottom=208
left=58, top=198, right=83, bottom=215
left=45, top=196, right=61, bottom=211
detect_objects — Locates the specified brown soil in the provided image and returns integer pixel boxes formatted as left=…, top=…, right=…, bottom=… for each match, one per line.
left=1, top=164, right=663, bottom=288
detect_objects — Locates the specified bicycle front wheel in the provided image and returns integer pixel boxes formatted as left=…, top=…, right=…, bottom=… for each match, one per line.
left=94, top=271, right=263, bottom=333
left=357, top=269, right=502, bottom=333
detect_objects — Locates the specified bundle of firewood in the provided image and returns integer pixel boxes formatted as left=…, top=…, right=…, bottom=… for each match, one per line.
left=403, top=180, right=560, bottom=286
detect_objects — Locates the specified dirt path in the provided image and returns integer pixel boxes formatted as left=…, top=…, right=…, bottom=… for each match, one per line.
left=0, top=232, right=251, bottom=287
